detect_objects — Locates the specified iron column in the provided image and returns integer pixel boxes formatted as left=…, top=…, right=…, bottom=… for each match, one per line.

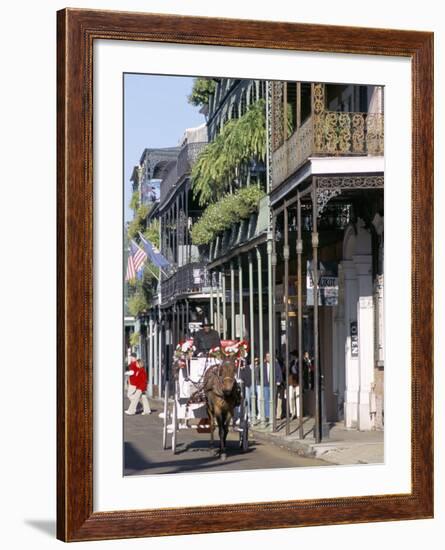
left=270, top=215, right=277, bottom=432
left=248, top=252, right=257, bottom=421
left=312, top=179, right=321, bottom=443
left=222, top=268, right=227, bottom=339
left=216, top=270, right=221, bottom=336
left=284, top=205, right=290, bottom=435
left=238, top=257, right=244, bottom=339
left=230, top=261, right=236, bottom=339
left=210, top=270, right=214, bottom=327
left=297, top=194, right=304, bottom=439
left=256, top=247, right=265, bottom=426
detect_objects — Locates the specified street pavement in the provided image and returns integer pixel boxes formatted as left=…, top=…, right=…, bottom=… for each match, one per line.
left=124, top=400, right=329, bottom=476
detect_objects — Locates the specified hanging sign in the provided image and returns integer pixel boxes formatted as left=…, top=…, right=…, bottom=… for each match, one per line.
left=350, top=321, right=359, bottom=357
left=306, top=260, right=339, bottom=306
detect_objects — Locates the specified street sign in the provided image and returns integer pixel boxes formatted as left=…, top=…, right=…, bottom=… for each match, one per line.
left=306, top=261, right=339, bottom=306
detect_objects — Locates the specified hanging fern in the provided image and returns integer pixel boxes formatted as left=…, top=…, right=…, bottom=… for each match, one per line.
left=129, top=191, right=139, bottom=212
left=190, top=185, right=266, bottom=245
left=143, top=219, right=160, bottom=249
left=129, top=331, right=140, bottom=347
left=191, top=99, right=266, bottom=206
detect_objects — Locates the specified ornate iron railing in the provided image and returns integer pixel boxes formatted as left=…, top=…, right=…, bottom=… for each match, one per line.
left=160, top=262, right=212, bottom=304
left=272, top=111, right=384, bottom=189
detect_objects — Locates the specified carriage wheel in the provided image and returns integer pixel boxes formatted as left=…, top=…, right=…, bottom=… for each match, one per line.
left=162, top=382, right=169, bottom=450
left=238, top=395, right=249, bottom=452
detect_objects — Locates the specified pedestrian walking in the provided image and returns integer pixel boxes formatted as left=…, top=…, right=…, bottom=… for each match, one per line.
left=125, top=354, right=151, bottom=415
left=274, top=353, right=285, bottom=420
left=288, top=350, right=300, bottom=419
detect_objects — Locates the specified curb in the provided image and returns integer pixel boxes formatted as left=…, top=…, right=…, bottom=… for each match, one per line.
left=250, top=427, right=317, bottom=458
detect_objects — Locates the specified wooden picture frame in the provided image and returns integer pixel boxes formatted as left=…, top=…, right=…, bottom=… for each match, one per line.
left=57, top=8, right=434, bottom=542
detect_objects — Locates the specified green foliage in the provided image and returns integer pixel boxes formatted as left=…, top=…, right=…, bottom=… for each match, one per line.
left=127, top=262, right=159, bottom=317
left=129, top=331, right=140, bottom=347
left=188, top=78, right=216, bottom=107
left=128, top=292, right=147, bottom=317
left=127, top=217, right=142, bottom=241
left=191, top=100, right=266, bottom=206
left=190, top=185, right=266, bottom=245
left=137, top=203, right=150, bottom=220
left=127, top=203, right=152, bottom=241
left=143, top=219, right=160, bottom=249
left=129, top=191, right=139, bottom=212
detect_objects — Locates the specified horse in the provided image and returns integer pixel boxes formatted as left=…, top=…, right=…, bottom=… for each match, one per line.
left=203, top=358, right=242, bottom=460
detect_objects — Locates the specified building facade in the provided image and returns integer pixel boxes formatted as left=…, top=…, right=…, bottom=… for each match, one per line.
left=127, top=78, right=385, bottom=436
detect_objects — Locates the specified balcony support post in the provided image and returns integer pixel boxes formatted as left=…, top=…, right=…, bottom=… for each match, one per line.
left=270, top=215, right=277, bottom=432
left=248, top=252, right=257, bottom=422
left=158, top=305, right=162, bottom=398
left=297, top=193, right=304, bottom=439
left=181, top=302, right=185, bottom=340
left=148, top=315, right=154, bottom=398
left=222, top=268, right=227, bottom=340
left=238, top=257, right=244, bottom=339
left=209, top=270, right=214, bottom=328
left=216, top=270, right=221, bottom=337
left=283, top=204, right=290, bottom=435
left=256, top=246, right=266, bottom=427
left=153, top=315, right=158, bottom=389
left=185, top=298, right=190, bottom=338
left=230, top=261, right=236, bottom=339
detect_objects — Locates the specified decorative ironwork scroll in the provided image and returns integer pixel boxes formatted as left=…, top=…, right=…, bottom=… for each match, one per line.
left=317, top=175, right=384, bottom=190
left=317, top=187, right=342, bottom=215
left=271, top=81, right=284, bottom=152
left=312, top=83, right=325, bottom=151
left=315, top=175, right=384, bottom=217
left=366, top=113, right=384, bottom=155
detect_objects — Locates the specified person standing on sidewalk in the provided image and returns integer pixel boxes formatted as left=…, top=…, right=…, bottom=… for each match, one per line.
left=125, top=354, right=151, bottom=415
left=288, top=350, right=300, bottom=420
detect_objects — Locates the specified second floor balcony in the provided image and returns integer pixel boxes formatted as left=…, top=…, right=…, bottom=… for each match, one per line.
left=160, top=141, right=207, bottom=204
left=272, top=110, right=384, bottom=189
left=160, top=262, right=212, bottom=304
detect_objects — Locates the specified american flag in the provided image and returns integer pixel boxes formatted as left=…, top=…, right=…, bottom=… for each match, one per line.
left=130, top=240, right=147, bottom=272
left=125, top=253, right=136, bottom=282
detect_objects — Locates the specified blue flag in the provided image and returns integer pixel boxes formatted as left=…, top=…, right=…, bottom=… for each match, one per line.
left=139, top=233, right=170, bottom=269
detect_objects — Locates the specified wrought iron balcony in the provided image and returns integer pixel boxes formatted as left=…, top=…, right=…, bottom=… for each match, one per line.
left=160, top=262, right=212, bottom=304
left=160, top=141, right=207, bottom=204
left=272, top=111, right=384, bottom=189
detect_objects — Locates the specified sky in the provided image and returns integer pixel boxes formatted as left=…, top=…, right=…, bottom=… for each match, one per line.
left=124, top=74, right=206, bottom=221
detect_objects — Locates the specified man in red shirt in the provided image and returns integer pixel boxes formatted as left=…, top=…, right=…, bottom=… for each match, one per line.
left=125, top=353, right=151, bottom=415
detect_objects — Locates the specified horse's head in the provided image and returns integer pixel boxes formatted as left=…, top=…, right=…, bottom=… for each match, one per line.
left=220, top=359, right=236, bottom=397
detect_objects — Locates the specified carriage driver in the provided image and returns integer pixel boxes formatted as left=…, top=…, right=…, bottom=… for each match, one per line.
left=193, top=319, right=221, bottom=356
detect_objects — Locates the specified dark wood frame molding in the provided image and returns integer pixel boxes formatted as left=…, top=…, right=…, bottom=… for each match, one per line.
left=57, top=8, right=434, bottom=542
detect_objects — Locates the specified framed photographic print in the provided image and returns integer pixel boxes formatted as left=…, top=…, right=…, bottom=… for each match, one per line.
left=57, top=8, right=433, bottom=542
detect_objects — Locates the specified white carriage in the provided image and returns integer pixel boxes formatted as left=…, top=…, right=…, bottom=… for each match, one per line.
left=162, top=355, right=249, bottom=454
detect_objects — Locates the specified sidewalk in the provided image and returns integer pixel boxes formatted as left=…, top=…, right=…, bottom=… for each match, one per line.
left=250, top=416, right=384, bottom=466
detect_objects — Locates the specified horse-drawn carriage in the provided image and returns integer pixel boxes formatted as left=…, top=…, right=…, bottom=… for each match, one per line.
left=162, top=340, right=250, bottom=458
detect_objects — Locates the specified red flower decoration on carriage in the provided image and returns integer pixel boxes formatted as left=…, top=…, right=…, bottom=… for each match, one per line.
left=174, top=339, right=195, bottom=362
left=220, top=339, right=250, bottom=358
